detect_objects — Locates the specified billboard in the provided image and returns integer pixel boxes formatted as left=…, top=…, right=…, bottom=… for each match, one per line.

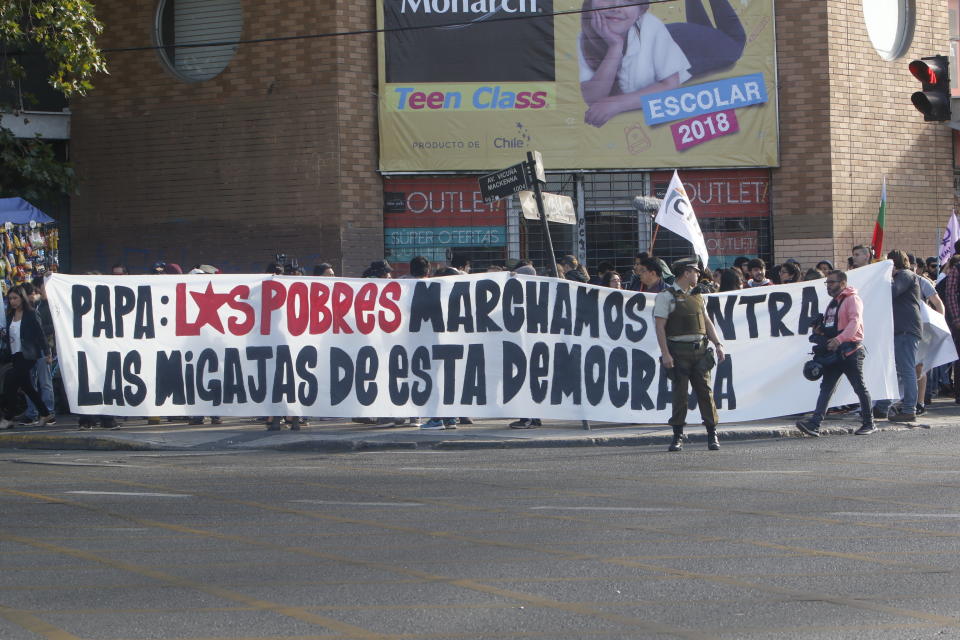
left=377, top=0, right=778, bottom=171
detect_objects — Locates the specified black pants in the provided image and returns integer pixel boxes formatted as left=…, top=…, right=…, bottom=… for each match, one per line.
left=810, top=348, right=872, bottom=428
left=4, top=353, right=49, bottom=419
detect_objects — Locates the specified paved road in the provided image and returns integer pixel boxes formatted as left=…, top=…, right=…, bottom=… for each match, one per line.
left=2, top=428, right=960, bottom=639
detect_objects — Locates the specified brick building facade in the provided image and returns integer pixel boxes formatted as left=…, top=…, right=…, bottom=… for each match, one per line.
left=68, top=0, right=954, bottom=275
left=71, top=0, right=382, bottom=276
left=772, top=0, right=954, bottom=268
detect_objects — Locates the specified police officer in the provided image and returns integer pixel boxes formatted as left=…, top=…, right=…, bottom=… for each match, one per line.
left=654, top=258, right=726, bottom=451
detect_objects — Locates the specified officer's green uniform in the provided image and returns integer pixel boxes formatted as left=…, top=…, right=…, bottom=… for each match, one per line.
left=663, top=286, right=719, bottom=433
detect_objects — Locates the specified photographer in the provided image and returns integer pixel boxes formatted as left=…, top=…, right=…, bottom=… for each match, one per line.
left=796, top=270, right=874, bottom=437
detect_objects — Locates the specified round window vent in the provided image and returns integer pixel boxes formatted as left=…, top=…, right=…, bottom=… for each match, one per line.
left=155, top=0, right=243, bottom=82
left=863, top=0, right=914, bottom=61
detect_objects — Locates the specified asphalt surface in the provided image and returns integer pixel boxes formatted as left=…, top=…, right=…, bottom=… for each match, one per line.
left=2, top=426, right=960, bottom=639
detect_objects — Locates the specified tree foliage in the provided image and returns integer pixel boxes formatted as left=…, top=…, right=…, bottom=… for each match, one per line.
left=0, top=0, right=106, bottom=199
left=0, top=128, right=74, bottom=201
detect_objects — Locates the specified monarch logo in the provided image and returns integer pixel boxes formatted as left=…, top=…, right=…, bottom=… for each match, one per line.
left=400, top=0, right=540, bottom=28
left=385, top=0, right=554, bottom=82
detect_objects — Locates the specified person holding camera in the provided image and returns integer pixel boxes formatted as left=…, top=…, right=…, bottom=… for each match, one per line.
left=796, top=270, right=874, bottom=437
left=654, top=257, right=725, bottom=452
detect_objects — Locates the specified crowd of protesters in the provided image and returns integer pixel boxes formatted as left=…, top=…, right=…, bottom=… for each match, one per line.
left=309, top=247, right=958, bottom=435
left=3, top=243, right=958, bottom=442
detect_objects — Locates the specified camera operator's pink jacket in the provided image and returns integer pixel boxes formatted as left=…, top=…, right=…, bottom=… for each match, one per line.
left=834, top=286, right=864, bottom=344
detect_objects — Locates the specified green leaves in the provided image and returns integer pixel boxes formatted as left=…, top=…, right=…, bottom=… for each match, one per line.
left=0, top=128, right=75, bottom=200
left=0, top=0, right=106, bottom=197
left=0, top=0, right=108, bottom=100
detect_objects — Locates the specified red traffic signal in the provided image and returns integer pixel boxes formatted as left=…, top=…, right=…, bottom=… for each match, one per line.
left=910, top=59, right=943, bottom=83
left=909, top=55, right=950, bottom=121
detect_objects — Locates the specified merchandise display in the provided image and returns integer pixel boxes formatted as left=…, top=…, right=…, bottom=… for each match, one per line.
left=0, top=199, right=60, bottom=292
left=0, top=222, right=59, bottom=291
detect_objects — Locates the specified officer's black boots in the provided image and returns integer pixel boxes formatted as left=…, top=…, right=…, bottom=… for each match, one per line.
left=668, top=427, right=683, bottom=452
left=707, top=427, right=720, bottom=451
left=668, top=427, right=719, bottom=452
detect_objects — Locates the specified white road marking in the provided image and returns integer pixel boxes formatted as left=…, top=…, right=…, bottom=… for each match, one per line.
left=290, top=500, right=424, bottom=507
left=66, top=491, right=192, bottom=498
left=830, top=512, right=960, bottom=518
left=7, top=460, right=142, bottom=468
left=683, top=470, right=811, bottom=474
left=529, top=506, right=696, bottom=512
left=399, top=467, right=535, bottom=472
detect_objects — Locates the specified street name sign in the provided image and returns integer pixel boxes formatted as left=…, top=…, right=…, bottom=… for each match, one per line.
left=479, top=162, right=531, bottom=202
left=518, top=190, right=576, bottom=225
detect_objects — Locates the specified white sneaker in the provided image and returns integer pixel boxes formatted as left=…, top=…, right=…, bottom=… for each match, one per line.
left=0, top=418, right=13, bottom=429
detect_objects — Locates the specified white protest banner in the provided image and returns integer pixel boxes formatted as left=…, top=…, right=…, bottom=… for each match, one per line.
left=46, top=262, right=903, bottom=423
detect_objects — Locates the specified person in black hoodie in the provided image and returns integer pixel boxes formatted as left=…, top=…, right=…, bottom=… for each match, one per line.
left=0, top=285, right=54, bottom=429
left=559, top=255, right=588, bottom=283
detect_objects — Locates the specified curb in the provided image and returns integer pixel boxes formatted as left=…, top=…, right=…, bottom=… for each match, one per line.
left=0, top=434, right=162, bottom=451
left=265, top=440, right=422, bottom=453
left=0, top=421, right=933, bottom=453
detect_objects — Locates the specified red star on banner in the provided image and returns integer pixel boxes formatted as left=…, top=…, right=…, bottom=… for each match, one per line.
left=189, top=282, right=232, bottom=334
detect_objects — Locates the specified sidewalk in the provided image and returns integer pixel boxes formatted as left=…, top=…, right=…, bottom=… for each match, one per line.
left=0, top=400, right=955, bottom=453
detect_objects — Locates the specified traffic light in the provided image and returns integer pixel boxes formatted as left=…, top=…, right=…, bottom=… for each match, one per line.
left=909, top=55, right=951, bottom=121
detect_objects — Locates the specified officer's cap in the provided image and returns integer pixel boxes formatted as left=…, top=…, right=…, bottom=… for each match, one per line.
left=671, top=257, right=701, bottom=274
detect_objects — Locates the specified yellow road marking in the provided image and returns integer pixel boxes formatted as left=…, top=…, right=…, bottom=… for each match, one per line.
left=6, top=458, right=960, bottom=634
left=0, top=531, right=386, bottom=640
left=0, top=488, right=721, bottom=640
left=0, top=604, right=81, bottom=640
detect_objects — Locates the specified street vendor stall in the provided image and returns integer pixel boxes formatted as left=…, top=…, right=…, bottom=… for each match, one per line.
left=0, top=198, right=59, bottom=291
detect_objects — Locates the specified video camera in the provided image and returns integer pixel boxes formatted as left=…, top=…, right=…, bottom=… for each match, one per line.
left=802, top=312, right=857, bottom=380
left=270, top=253, right=300, bottom=275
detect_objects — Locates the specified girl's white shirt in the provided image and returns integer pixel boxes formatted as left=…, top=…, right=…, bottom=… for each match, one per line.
left=579, top=12, right=691, bottom=94
left=9, top=319, right=21, bottom=355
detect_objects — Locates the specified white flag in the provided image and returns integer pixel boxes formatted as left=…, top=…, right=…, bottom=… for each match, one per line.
left=654, top=170, right=709, bottom=269
left=939, top=211, right=960, bottom=267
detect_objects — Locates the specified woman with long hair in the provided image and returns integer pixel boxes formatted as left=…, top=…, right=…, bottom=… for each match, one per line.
left=579, top=0, right=746, bottom=127
left=717, top=267, right=743, bottom=292
left=0, top=286, right=54, bottom=429
left=779, top=262, right=802, bottom=284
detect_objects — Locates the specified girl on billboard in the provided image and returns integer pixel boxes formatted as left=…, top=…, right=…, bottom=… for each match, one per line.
left=580, top=0, right=746, bottom=127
